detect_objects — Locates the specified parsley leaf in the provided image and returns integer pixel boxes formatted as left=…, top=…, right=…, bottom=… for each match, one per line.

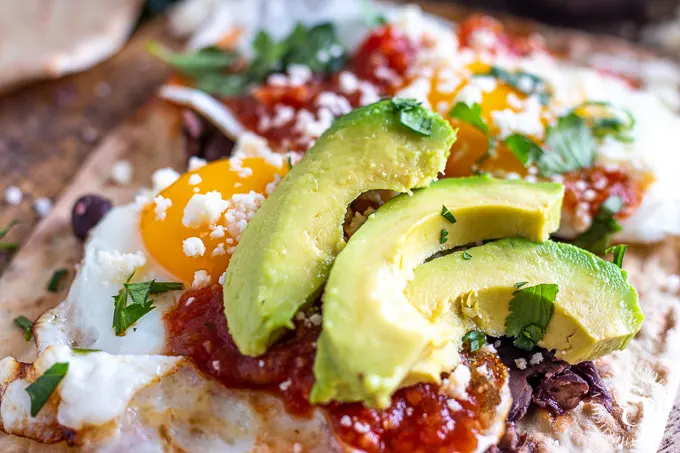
left=449, top=102, right=489, bottom=135
left=513, top=281, right=529, bottom=290
left=112, top=276, right=184, bottom=336
left=504, top=134, right=543, bottom=167
left=391, top=98, right=433, bottom=136
left=440, top=205, right=457, bottom=224
left=462, top=251, right=472, bottom=260
left=573, top=196, right=623, bottom=255
left=147, top=42, right=239, bottom=77
left=571, top=101, right=635, bottom=143
left=14, top=315, right=33, bottom=341
left=481, top=67, right=552, bottom=105
left=440, top=229, right=448, bottom=244
left=537, top=113, right=596, bottom=177
left=283, top=23, right=346, bottom=73
left=462, top=330, right=486, bottom=352
left=606, top=244, right=627, bottom=269
left=505, top=283, right=558, bottom=351
left=26, top=362, right=68, bottom=417
left=47, top=268, right=68, bottom=292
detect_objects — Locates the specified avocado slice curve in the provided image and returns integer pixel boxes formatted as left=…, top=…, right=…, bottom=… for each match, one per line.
left=311, top=177, right=565, bottom=407
left=224, top=100, right=456, bottom=356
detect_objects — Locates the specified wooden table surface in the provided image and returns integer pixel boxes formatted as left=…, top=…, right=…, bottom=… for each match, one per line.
left=0, top=6, right=678, bottom=452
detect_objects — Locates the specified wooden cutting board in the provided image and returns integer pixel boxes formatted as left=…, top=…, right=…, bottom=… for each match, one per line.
left=0, top=3, right=677, bottom=451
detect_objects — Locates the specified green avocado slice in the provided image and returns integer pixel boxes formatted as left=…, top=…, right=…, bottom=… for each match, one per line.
left=224, top=100, right=456, bottom=356
left=312, top=177, right=565, bottom=407
left=406, top=238, right=642, bottom=365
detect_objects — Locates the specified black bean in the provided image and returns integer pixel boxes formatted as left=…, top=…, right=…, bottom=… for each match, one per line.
left=71, top=194, right=113, bottom=241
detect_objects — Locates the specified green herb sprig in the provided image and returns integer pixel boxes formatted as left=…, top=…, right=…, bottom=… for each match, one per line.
left=113, top=276, right=184, bottom=336
left=505, top=283, right=558, bottom=351
left=26, top=362, right=69, bottom=417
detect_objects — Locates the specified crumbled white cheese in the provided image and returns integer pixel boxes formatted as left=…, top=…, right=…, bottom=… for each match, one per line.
left=445, top=399, right=463, bottom=411
left=224, top=191, right=266, bottom=241
left=441, top=364, right=471, bottom=399
left=279, top=379, right=292, bottom=391
left=97, top=250, right=146, bottom=285
left=4, top=185, right=22, bottom=205
left=153, top=195, right=172, bottom=221
left=287, top=64, right=313, bottom=86
left=358, top=81, right=380, bottom=105
left=469, top=29, right=497, bottom=51
left=218, top=271, right=226, bottom=285
left=182, top=237, right=206, bottom=257
left=34, top=197, right=53, bottom=218
left=340, top=415, right=353, bottom=427
left=192, top=270, right=211, bottom=288
left=514, top=358, right=528, bottom=370
left=294, top=108, right=335, bottom=140
left=271, top=105, right=295, bottom=128
left=188, top=156, right=207, bottom=171
left=209, top=225, right=226, bottom=239
left=394, top=77, right=432, bottom=107
left=231, top=131, right=284, bottom=168
left=473, top=76, right=498, bottom=93
left=353, top=422, right=371, bottom=434
left=265, top=174, right=282, bottom=195
left=339, top=71, right=359, bottom=94
left=185, top=297, right=195, bottom=307
left=152, top=168, right=180, bottom=193
left=491, top=96, right=544, bottom=139
left=188, top=174, right=203, bottom=186
left=182, top=191, right=229, bottom=228
left=316, top=91, right=352, bottom=116
left=293, top=443, right=302, bottom=453
left=308, top=314, right=322, bottom=326
left=529, top=352, right=544, bottom=366
left=455, top=84, right=483, bottom=106
left=476, top=364, right=489, bottom=375
left=111, top=160, right=133, bottom=185
left=212, top=243, right=226, bottom=256
left=506, top=92, right=524, bottom=110
left=666, top=274, right=680, bottom=293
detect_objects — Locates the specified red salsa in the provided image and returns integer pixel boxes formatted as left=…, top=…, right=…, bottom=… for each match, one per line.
left=164, top=285, right=508, bottom=453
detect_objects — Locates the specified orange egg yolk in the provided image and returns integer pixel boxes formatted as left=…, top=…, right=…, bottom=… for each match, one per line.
left=140, top=158, right=286, bottom=284
left=422, top=62, right=552, bottom=177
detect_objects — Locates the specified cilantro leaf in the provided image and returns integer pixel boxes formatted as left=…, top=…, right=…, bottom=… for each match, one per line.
left=14, top=315, right=33, bottom=341
left=391, top=98, right=432, bottom=136
left=71, top=348, right=102, bottom=355
left=505, top=283, right=558, bottom=351
left=440, top=229, right=448, bottom=244
left=283, top=23, right=346, bottom=73
left=147, top=42, right=239, bottom=77
left=47, top=268, right=68, bottom=292
left=440, top=205, right=457, bottom=224
left=537, top=113, right=596, bottom=177
left=449, top=102, right=489, bottom=135
left=26, top=362, right=68, bottom=417
left=504, top=134, right=543, bottom=167
left=0, top=220, right=19, bottom=251
left=481, top=67, right=552, bottom=105
left=606, top=244, right=627, bottom=269
left=112, top=277, right=183, bottom=336
left=462, top=251, right=472, bottom=260
left=573, top=196, right=623, bottom=255
left=513, top=281, right=529, bottom=290
left=462, top=330, right=485, bottom=352
left=571, top=101, right=635, bottom=143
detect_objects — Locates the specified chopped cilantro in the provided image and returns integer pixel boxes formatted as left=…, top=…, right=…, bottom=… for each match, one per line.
left=26, top=362, right=68, bottom=417
left=573, top=196, right=623, bottom=255
left=462, top=251, right=472, bottom=260
left=112, top=276, right=184, bottom=336
left=47, top=268, right=68, bottom=292
left=71, top=348, right=102, bottom=355
left=571, top=101, right=635, bottom=143
left=480, top=66, right=552, bottom=105
left=513, top=281, right=529, bottom=290
left=606, top=244, right=627, bottom=269
left=503, top=134, right=543, bottom=167
left=462, top=330, right=486, bottom=352
left=449, top=102, right=496, bottom=156
left=149, top=22, right=346, bottom=96
left=287, top=155, right=293, bottom=169
left=391, top=98, right=432, bottom=136
left=0, top=220, right=19, bottom=251
left=440, top=229, right=448, bottom=244
left=537, top=113, right=596, bottom=177
left=440, top=205, right=457, bottom=224
left=14, top=315, right=32, bottom=341
left=505, top=283, right=558, bottom=351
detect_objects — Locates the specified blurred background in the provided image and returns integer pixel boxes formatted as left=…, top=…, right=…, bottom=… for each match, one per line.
left=0, top=0, right=678, bottom=270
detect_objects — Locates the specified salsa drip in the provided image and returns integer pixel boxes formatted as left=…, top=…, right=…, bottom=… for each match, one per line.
left=164, top=285, right=508, bottom=453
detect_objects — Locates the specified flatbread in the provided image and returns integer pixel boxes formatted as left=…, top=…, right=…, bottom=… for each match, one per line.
left=2, top=2, right=680, bottom=452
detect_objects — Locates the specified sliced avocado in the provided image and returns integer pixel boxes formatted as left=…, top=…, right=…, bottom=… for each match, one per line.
left=224, top=100, right=456, bottom=356
left=406, top=238, right=641, bottom=365
left=312, top=176, right=564, bottom=407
